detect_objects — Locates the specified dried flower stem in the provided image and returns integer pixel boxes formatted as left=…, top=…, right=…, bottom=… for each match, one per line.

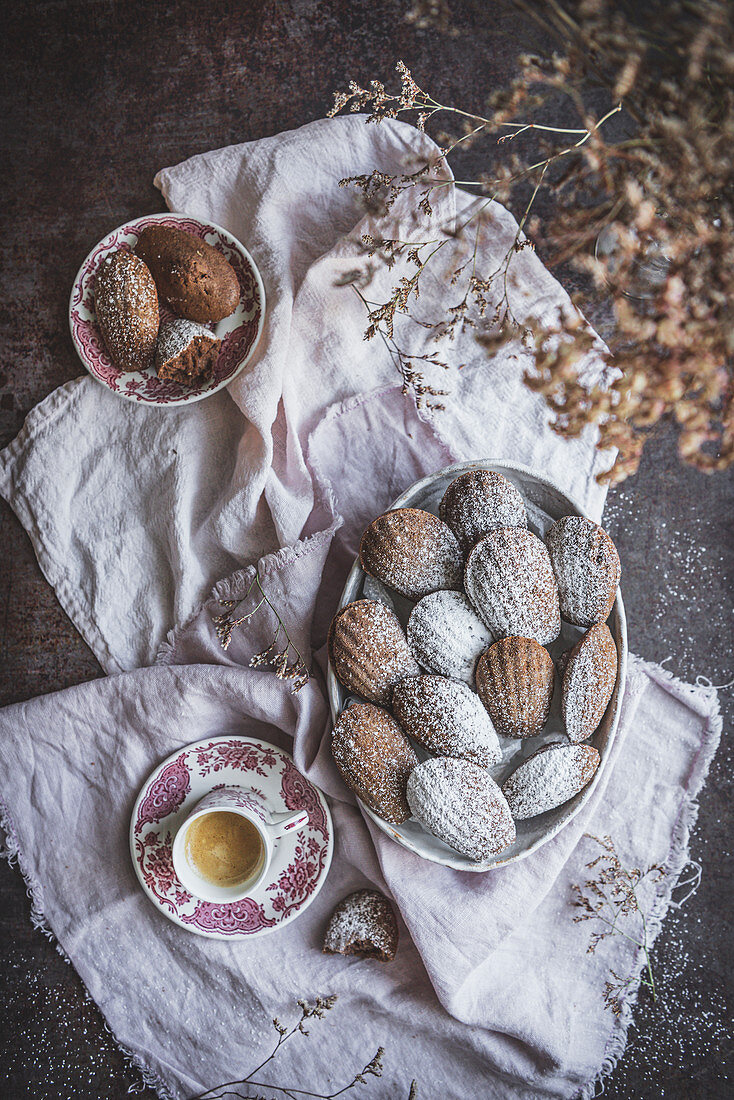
left=572, top=835, right=665, bottom=1015
left=327, top=0, right=734, bottom=481
left=212, top=572, right=309, bottom=693
left=190, top=996, right=416, bottom=1100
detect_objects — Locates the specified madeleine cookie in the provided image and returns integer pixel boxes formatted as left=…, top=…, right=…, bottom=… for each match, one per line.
left=464, top=528, right=561, bottom=646
left=331, top=703, right=418, bottom=824
left=562, top=622, right=618, bottom=742
left=392, top=675, right=501, bottom=767
left=359, top=508, right=463, bottom=600
left=502, top=742, right=600, bottom=819
left=155, top=319, right=221, bottom=384
left=328, top=600, right=419, bottom=707
left=439, top=469, right=527, bottom=554
left=406, top=757, right=516, bottom=861
left=136, top=225, right=239, bottom=323
left=546, top=516, right=621, bottom=627
left=323, top=889, right=399, bottom=961
left=476, top=636, right=555, bottom=739
left=407, top=590, right=494, bottom=686
left=94, top=249, right=159, bottom=372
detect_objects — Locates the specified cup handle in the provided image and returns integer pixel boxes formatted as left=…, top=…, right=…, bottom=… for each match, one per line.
left=266, top=809, right=309, bottom=839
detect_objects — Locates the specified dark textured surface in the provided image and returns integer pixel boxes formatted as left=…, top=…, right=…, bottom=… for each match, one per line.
left=1, top=2, right=732, bottom=1098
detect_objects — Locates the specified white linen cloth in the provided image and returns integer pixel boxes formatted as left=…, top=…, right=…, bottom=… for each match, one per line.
left=0, top=117, right=721, bottom=1099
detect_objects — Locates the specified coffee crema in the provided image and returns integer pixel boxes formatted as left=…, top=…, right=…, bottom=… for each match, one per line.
left=185, top=811, right=264, bottom=888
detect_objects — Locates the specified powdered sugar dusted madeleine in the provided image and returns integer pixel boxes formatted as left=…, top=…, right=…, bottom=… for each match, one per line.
left=475, top=637, right=554, bottom=739
left=439, top=469, right=527, bottom=554
left=328, top=600, right=419, bottom=707
left=407, top=590, right=494, bottom=686
left=407, top=757, right=515, bottom=861
left=332, top=703, right=418, bottom=824
left=359, top=508, right=463, bottom=600
left=464, top=528, right=561, bottom=645
left=562, top=623, right=618, bottom=743
left=546, top=516, right=621, bottom=627
left=502, top=742, right=600, bottom=820
left=323, top=889, right=399, bottom=961
left=392, top=675, right=501, bottom=767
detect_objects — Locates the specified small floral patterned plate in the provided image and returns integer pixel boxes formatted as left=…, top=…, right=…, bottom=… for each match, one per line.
left=129, top=736, right=332, bottom=939
left=69, top=213, right=266, bottom=406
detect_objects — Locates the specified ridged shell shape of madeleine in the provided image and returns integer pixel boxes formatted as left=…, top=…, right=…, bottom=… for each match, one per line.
left=546, top=515, right=621, bottom=627
left=406, top=757, right=516, bottom=861
left=392, top=675, right=501, bottom=767
left=328, top=599, right=419, bottom=707
left=562, top=622, right=618, bottom=743
left=359, top=508, right=463, bottom=600
left=464, top=528, right=561, bottom=645
left=502, top=743, right=600, bottom=820
left=331, top=703, right=418, bottom=824
left=475, top=636, right=555, bottom=738
left=439, top=469, right=527, bottom=554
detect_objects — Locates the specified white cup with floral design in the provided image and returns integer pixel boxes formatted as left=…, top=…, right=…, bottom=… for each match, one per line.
left=171, top=785, right=308, bottom=904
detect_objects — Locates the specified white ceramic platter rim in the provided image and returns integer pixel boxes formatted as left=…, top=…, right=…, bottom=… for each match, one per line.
left=69, top=213, right=266, bottom=407
left=327, top=459, right=628, bottom=872
left=129, top=735, right=333, bottom=938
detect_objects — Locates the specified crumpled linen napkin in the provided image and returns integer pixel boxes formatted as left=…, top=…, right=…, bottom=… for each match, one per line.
left=0, top=118, right=722, bottom=1099
left=0, top=115, right=609, bottom=674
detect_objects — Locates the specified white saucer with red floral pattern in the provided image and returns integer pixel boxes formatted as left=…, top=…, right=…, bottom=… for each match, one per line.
left=129, top=736, right=333, bottom=939
left=69, top=213, right=265, bottom=406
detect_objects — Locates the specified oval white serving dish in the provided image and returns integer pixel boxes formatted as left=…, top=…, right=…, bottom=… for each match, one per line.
left=327, top=459, right=627, bottom=872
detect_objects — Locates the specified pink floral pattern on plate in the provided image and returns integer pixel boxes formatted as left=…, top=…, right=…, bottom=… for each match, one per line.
left=69, top=214, right=265, bottom=406
left=130, top=737, right=332, bottom=939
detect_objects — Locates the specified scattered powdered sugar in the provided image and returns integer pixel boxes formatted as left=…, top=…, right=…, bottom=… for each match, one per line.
left=359, top=508, right=463, bottom=600
left=331, top=702, right=417, bottom=824
left=502, top=743, right=600, bottom=819
left=155, top=318, right=217, bottom=367
left=323, top=888, right=398, bottom=960
left=328, top=600, right=419, bottom=707
left=407, top=589, right=494, bottom=685
left=406, top=756, right=516, bottom=860
left=392, top=675, right=501, bottom=766
left=464, top=528, right=561, bottom=645
left=562, top=623, right=618, bottom=742
left=546, top=516, right=621, bottom=627
left=439, top=469, right=528, bottom=554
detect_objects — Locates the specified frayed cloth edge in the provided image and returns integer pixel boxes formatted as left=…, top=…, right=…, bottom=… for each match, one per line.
left=575, top=658, right=723, bottom=1099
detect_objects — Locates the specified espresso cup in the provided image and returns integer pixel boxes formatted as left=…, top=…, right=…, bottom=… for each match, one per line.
left=171, top=785, right=309, bottom=904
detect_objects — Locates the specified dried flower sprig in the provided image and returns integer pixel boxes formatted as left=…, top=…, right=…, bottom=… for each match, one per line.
left=212, top=572, right=309, bottom=693
left=572, top=835, right=665, bottom=1015
left=326, top=0, right=734, bottom=482
left=190, top=995, right=416, bottom=1100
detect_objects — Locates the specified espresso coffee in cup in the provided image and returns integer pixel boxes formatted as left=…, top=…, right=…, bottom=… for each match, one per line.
left=184, top=810, right=264, bottom=888
left=171, top=785, right=310, bottom=904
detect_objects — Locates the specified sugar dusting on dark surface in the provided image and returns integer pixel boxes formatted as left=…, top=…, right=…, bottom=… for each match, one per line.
left=1, top=0, right=732, bottom=1096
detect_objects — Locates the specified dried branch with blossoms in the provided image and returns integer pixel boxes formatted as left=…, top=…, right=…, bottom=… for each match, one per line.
left=327, top=0, right=734, bottom=482
left=212, top=572, right=309, bottom=693
left=190, top=995, right=417, bottom=1100
left=572, top=835, right=665, bottom=1015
